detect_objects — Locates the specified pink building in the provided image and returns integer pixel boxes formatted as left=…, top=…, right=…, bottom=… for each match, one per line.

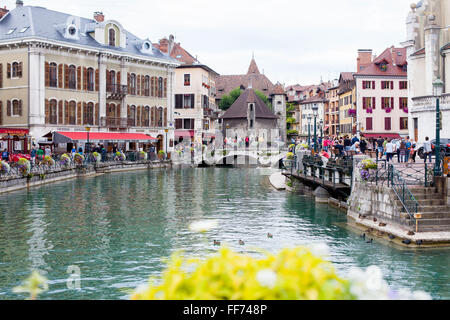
left=354, top=47, right=409, bottom=140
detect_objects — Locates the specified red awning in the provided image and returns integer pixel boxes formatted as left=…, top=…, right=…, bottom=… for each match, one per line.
left=53, top=131, right=158, bottom=143
left=0, top=128, right=29, bottom=135
left=175, top=130, right=194, bottom=138
left=362, top=133, right=401, bottom=139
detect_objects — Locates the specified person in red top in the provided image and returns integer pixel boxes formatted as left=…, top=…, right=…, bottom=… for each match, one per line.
left=321, top=150, right=330, bottom=159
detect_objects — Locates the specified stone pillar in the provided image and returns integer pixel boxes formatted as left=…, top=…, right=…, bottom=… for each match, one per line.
left=120, top=57, right=128, bottom=127
left=314, top=186, right=329, bottom=203
left=352, top=154, right=370, bottom=193
left=28, top=45, right=45, bottom=133
left=98, top=54, right=107, bottom=122
left=424, top=14, right=441, bottom=95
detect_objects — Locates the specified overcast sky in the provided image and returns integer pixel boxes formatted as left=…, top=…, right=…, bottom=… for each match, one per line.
left=6, top=0, right=413, bottom=86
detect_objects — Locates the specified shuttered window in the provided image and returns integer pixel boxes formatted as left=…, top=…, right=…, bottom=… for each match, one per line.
left=366, top=117, right=373, bottom=131
left=49, top=99, right=57, bottom=124
left=164, top=78, right=167, bottom=98
left=68, top=65, right=76, bottom=89
left=158, top=77, right=163, bottom=98
left=12, top=100, right=22, bottom=116
left=143, top=107, right=150, bottom=126
left=164, top=108, right=167, bottom=127
left=384, top=117, right=391, bottom=131
left=69, top=101, right=76, bottom=125
left=58, top=64, right=63, bottom=88
left=49, top=63, right=57, bottom=87
left=0, top=63, right=3, bottom=88
left=58, top=101, right=63, bottom=124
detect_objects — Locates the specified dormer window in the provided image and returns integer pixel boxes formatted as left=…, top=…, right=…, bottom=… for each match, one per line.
left=109, top=28, right=116, bottom=46
left=68, top=26, right=76, bottom=36
left=380, top=62, right=387, bottom=71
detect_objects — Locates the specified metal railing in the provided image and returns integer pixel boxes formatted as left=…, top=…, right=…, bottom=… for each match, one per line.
left=388, top=164, right=418, bottom=223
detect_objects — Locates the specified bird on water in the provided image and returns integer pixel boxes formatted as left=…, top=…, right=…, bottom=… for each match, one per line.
left=239, top=240, right=245, bottom=245
left=267, top=233, right=273, bottom=238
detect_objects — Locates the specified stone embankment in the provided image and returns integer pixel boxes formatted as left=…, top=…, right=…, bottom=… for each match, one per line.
left=0, top=161, right=171, bottom=194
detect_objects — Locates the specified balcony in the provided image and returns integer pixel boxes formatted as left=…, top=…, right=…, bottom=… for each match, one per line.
left=107, top=84, right=128, bottom=100
left=101, top=117, right=128, bottom=128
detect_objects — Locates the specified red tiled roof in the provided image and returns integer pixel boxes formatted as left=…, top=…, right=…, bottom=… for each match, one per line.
left=355, top=47, right=407, bottom=77
left=411, top=48, right=425, bottom=56
left=340, top=72, right=355, bottom=81
left=247, top=58, right=260, bottom=75
left=271, top=83, right=285, bottom=95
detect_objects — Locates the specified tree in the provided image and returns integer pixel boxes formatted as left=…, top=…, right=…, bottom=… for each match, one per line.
left=218, top=87, right=272, bottom=111
left=219, top=88, right=242, bottom=111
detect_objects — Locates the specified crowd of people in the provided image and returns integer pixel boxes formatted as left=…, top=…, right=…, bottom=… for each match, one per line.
left=290, top=134, right=434, bottom=164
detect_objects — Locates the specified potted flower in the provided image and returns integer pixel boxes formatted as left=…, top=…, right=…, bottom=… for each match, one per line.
left=17, top=158, right=31, bottom=177
left=115, top=151, right=126, bottom=161
left=59, top=154, right=71, bottom=168
left=92, top=152, right=101, bottom=163
left=43, top=155, right=55, bottom=166
left=73, top=153, right=85, bottom=166
left=0, top=160, right=11, bottom=175
left=286, top=152, right=295, bottom=160
left=139, top=151, right=148, bottom=161
left=158, top=150, right=166, bottom=160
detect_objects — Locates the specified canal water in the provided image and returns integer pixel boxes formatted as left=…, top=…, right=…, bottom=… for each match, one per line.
left=0, top=168, right=449, bottom=300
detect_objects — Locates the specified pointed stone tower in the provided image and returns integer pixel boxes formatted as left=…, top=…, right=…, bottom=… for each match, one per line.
left=270, top=83, right=287, bottom=142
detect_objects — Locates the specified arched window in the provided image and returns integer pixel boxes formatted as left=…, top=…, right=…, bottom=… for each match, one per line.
left=109, top=70, right=116, bottom=91
left=158, top=77, right=163, bottom=98
left=130, top=74, right=136, bottom=95
left=49, top=63, right=57, bottom=87
left=144, top=76, right=150, bottom=96
left=143, top=106, right=150, bottom=126
left=49, top=99, right=58, bottom=124
left=128, top=105, right=136, bottom=126
left=12, top=62, right=20, bottom=78
left=69, top=101, right=76, bottom=125
left=68, top=65, right=76, bottom=89
left=84, top=102, right=94, bottom=125
left=87, top=68, right=95, bottom=91
left=109, top=28, right=116, bottom=47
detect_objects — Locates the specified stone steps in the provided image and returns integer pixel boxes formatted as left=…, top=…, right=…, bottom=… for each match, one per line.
left=393, top=186, right=450, bottom=232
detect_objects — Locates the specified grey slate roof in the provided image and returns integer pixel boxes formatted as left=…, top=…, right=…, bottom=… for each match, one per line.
left=221, top=88, right=278, bottom=120
left=0, top=5, right=177, bottom=63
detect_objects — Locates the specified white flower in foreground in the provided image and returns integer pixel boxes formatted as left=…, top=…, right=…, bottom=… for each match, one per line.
left=309, top=243, right=330, bottom=258
left=256, top=269, right=277, bottom=289
left=188, top=220, right=218, bottom=233
left=347, top=265, right=432, bottom=300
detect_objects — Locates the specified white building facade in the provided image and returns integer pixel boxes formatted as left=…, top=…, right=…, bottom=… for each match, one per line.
left=402, top=0, right=450, bottom=143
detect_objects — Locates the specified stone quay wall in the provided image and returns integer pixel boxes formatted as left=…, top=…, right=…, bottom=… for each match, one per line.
left=0, top=161, right=171, bottom=195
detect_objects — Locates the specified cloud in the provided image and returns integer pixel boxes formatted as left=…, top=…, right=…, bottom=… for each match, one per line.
left=7, top=0, right=412, bottom=84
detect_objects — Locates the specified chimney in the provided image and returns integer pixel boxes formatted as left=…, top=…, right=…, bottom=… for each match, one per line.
left=357, top=49, right=373, bottom=72
left=94, top=11, right=104, bottom=23
left=158, top=38, right=169, bottom=53
left=16, top=0, right=23, bottom=7
left=167, top=34, right=175, bottom=56
left=0, top=6, right=9, bottom=19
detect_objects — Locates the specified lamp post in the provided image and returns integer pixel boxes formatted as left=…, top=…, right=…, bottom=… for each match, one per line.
left=312, top=104, right=318, bottom=153
left=319, top=119, right=323, bottom=151
left=85, top=126, right=91, bottom=154
left=164, top=128, right=169, bottom=160
left=433, top=78, right=444, bottom=176
left=307, top=115, right=312, bottom=150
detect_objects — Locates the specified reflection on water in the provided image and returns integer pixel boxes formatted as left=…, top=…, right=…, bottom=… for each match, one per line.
left=0, top=168, right=449, bottom=300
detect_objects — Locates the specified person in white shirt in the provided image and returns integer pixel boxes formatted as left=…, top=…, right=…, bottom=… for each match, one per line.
left=44, top=146, right=51, bottom=157
left=423, top=137, right=432, bottom=164
left=385, top=139, right=395, bottom=162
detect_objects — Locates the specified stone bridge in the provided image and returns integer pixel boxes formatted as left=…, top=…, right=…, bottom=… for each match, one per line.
left=172, top=148, right=288, bottom=168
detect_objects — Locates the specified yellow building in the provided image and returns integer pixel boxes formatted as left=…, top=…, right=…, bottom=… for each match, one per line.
left=338, top=73, right=356, bottom=136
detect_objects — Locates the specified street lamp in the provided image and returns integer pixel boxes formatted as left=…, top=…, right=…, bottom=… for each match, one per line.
left=311, top=104, right=319, bottom=153
left=164, top=128, right=169, bottom=160
left=433, top=78, right=444, bottom=176
left=307, top=115, right=312, bottom=150
left=319, top=119, right=324, bottom=150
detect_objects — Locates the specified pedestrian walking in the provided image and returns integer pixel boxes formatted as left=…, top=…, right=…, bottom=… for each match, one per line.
left=423, top=137, right=432, bottom=164
left=385, top=139, right=395, bottom=163
left=399, top=140, right=406, bottom=163
left=405, top=137, right=412, bottom=163
left=376, top=136, right=384, bottom=160
left=1, top=149, right=9, bottom=162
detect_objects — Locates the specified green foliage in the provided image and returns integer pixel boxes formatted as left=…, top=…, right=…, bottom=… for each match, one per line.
left=254, top=90, right=272, bottom=110
left=286, top=152, right=295, bottom=160
left=131, top=247, right=355, bottom=300
left=287, top=130, right=298, bottom=135
left=286, top=117, right=296, bottom=124
left=286, top=103, right=296, bottom=113
left=219, top=88, right=243, bottom=110
left=218, top=87, right=272, bottom=111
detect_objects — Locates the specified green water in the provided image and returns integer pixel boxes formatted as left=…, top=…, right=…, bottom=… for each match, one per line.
left=0, top=168, right=449, bottom=300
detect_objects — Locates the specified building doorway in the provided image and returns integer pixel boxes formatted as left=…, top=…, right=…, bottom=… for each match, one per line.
left=157, top=135, right=164, bottom=152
